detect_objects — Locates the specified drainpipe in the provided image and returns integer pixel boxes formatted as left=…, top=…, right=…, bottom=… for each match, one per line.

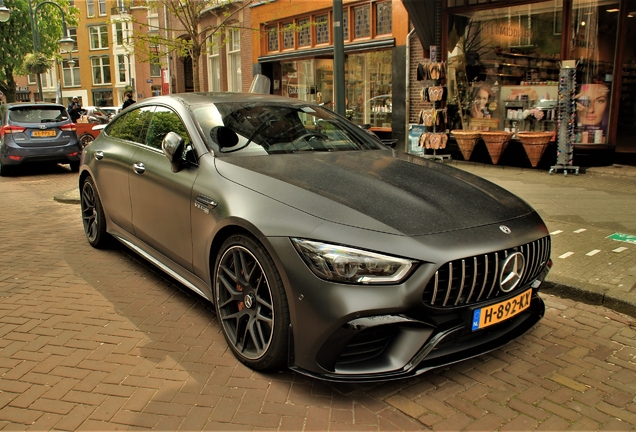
left=164, top=4, right=171, bottom=94
left=405, top=28, right=415, bottom=153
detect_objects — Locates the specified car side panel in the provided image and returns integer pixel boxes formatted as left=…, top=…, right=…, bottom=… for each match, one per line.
left=90, top=137, right=136, bottom=234
left=129, top=146, right=197, bottom=271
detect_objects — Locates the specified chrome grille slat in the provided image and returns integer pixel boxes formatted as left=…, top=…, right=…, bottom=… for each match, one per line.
left=422, top=236, right=551, bottom=308
left=443, top=262, right=453, bottom=306
left=486, top=252, right=499, bottom=298
left=455, top=260, right=466, bottom=306
left=465, top=257, right=478, bottom=303
left=431, top=271, right=439, bottom=305
left=477, top=254, right=488, bottom=301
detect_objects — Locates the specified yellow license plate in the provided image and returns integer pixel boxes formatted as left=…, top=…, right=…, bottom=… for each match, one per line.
left=32, top=130, right=56, bottom=137
left=472, top=289, right=532, bottom=331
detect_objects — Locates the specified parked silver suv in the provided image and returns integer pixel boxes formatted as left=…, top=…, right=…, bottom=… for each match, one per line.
left=0, top=102, right=81, bottom=176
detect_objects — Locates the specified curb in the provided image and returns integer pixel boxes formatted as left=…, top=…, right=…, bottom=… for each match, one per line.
left=54, top=188, right=80, bottom=205
left=542, top=275, right=636, bottom=319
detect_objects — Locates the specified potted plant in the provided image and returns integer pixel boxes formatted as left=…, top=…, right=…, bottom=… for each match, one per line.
left=23, top=52, right=53, bottom=75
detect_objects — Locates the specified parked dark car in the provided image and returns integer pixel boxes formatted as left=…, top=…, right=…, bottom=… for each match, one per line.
left=79, top=93, right=551, bottom=382
left=0, top=102, right=81, bottom=176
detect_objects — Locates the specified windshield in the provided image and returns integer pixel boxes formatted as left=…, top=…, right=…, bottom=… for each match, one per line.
left=193, top=102, right=384, bottom=155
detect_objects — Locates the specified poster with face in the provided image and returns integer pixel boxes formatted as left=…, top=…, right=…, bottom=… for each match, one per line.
left=576, top=83, right=610, bottom=144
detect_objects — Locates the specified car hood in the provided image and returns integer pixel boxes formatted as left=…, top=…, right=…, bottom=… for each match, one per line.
left=214, top=151, right=535, bottom=236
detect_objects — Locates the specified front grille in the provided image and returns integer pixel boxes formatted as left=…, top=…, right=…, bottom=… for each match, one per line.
left=335, top=326, right=395, bottom=367
left=422, top=236, right=550, bottom=308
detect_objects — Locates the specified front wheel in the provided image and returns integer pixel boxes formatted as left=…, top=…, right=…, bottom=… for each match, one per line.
left=80, top=176, right=110, bottom=248
left=213, top=234, right=289, bottom=371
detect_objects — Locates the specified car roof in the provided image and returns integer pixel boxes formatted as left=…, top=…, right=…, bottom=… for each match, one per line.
left=4, top=102, right=66, bottom=109
left=135, top=92, right=316, bottom=110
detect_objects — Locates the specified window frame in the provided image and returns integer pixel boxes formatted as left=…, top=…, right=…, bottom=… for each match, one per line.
left=89, top=25, right=109, bottom=50
left=91, top=56, right=112, bottom=85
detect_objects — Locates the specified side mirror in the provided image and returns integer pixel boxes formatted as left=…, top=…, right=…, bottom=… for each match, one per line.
left=162, top=131, right=185, bottom=173
left=210, top=126, right=239, bottom=149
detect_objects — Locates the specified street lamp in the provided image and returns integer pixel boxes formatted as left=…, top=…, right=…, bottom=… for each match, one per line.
left=0, top=0, right=75, bottom=101
left=0, top=0, right=10, bottom=22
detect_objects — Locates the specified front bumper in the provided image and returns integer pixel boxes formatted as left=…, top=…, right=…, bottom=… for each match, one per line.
left=266, top=232, right=550, bottom=383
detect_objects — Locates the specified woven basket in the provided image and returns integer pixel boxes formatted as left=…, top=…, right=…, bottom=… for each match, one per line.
left=518, top=132, right=553, bottom=167
left=451, top=130, right=481, bottom=161
left=517, top=132, right=553, bottom=146
left=480, top=132, right=513, bottom=165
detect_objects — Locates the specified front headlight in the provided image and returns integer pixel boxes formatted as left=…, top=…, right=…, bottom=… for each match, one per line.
left=291, top=238, right=418, bottom=284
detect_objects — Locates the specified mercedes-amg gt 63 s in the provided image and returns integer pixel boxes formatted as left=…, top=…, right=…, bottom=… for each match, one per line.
left=79, top=93, right=551, bottom=382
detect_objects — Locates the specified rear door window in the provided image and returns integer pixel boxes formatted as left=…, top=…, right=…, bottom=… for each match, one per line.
left=105, top=106, right=155, bottom=145
left=145, top=106, right=191, bottom=151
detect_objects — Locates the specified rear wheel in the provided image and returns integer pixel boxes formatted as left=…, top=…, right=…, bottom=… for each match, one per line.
left=0, top=161, right=13, bottom=177
left=69, top=161, right=80, bottom=172
left=213, top=234, right=289, bottom=371
left=79, top=134, right=94, bottom=149
left=80, top=176, right=110, bottom=248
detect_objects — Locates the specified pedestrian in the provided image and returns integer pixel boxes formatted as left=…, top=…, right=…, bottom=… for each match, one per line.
left=122, top=92, right=136, bottom=110
left=68, top=96, right=82, bottom=122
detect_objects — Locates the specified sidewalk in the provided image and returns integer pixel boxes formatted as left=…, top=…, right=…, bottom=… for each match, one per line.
left=56, top=161, right=636, bottom=318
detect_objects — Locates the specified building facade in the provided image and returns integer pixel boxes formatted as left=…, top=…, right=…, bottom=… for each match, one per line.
left=249, top=0, right=410, bottom=146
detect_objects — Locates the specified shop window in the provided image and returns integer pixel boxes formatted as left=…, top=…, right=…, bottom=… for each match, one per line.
left=268, top=26, right=279, bottom=52
left=283, top=23, right=295, bottom=49
left=353, top=5, right=370, bottom=39
left=570, top=0, right=618, bottom=145
left=92, top=90, right=113, bottom=107
left=281, top=60, right=315, bottom=102
left=446, top=1, right=562, bottom=133
left=376, top=2, right=392, bottom=35
left=316, top=15, right=329, bottom=44
left=616, top=6, right=636, bottom=152
left=298, top=18, right=311, bottom=47
left=346, top=51, right=392, bottom=128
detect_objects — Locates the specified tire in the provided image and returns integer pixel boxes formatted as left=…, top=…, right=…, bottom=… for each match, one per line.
left=80, top=176, right=110, bottom=248
left=213, top=234, right=289, bottom=371
left=0, top=161, right=13, bottom=177
left=69, top=161, right=80, bottom=172
left=79, top=134, right=94, bottom=149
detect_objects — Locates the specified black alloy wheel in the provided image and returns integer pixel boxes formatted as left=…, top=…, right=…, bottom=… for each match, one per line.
left=214, top=235, right=289, bottom=371
left=79, top=134, right=94, bottom=149
left=80, top=177, right=110, bottom=248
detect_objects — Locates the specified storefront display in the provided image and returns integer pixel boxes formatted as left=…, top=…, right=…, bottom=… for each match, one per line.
left=403, top=0, right=633, bottom=166
left=281, top=51, right=393, bottom=130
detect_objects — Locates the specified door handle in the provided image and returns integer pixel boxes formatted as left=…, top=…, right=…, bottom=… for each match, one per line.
left=95, top=151, right=104, bottom=160
left=133, top=162, right=145, bottom=174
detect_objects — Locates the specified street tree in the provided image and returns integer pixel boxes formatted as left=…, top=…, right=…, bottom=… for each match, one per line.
left=0, top=0, right=77, bottom=102
left=128, top=0, right=268, bottom=93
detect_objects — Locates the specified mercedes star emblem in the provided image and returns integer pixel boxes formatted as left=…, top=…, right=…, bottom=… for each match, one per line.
left=500, top=252, right=525, bottom=292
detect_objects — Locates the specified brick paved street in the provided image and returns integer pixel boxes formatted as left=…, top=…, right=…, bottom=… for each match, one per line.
left=1, top=166, right=635, bottom=430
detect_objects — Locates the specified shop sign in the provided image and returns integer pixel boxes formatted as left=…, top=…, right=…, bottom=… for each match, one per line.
left=482, top=20, right=532, bottom=44
left=607, top=233, right=636, bottom=244
left=287, top=85, right=309, bottom=95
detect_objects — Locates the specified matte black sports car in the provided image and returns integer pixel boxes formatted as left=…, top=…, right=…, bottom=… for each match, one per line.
left=79, top=93, right=551, bottom=382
